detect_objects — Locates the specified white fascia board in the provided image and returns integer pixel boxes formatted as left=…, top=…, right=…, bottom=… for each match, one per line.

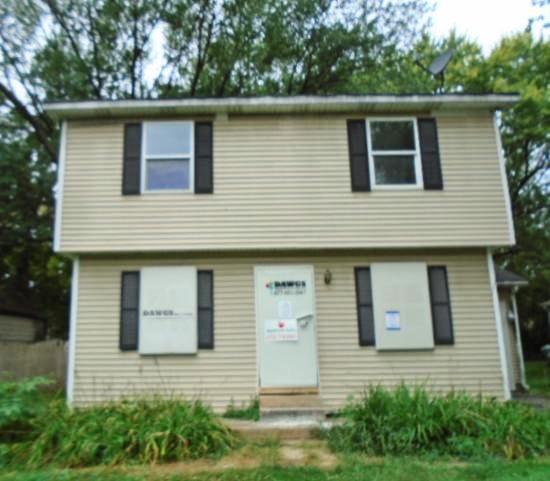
left=44, top=94, right=520, bottom=120
left=53, top=121, right=67, bottom=252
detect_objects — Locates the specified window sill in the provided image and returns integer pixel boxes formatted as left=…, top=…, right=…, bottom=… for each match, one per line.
left=371, top=184, right=424, bottom=191
left=141, top=189, right=194, bottom=194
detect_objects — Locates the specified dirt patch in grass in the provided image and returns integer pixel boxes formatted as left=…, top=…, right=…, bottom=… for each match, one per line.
left=280, top=440, right=339, bottom=469
left=71, top=439, right=338, bottom=478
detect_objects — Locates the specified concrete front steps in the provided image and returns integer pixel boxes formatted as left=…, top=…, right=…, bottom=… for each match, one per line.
left=224, top=390, right=333, bottom=441
left=260, top=392, right=325, bottom=419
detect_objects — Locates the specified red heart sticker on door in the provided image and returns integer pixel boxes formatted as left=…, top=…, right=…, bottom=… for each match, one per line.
left=278, top=321, right=285, bottom=329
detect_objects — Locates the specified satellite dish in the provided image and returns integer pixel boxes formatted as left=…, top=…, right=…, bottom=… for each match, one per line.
left=428, top=49, right=455, bottom=75
left=414, top=49, right=455, bottom=93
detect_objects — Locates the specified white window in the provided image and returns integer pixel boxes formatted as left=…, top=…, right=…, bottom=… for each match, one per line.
left=366, top=118, right=423, bottom=188
left=142, top=121, right=193, bottom=192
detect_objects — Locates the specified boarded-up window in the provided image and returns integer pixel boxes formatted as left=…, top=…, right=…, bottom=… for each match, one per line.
left=120, top=271, right=139, bottom=350
left=354, top=267, right=375, bottom=346
left=428, top=266, right=454, bottom=344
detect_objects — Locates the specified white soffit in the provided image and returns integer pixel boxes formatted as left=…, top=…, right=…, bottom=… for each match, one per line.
left=44, top=94, right=520, bottom=120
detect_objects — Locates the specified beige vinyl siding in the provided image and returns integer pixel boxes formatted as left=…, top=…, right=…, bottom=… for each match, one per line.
left=60, top=113, right=512, bottom=253
left=72, top=249, right=505, bottom=410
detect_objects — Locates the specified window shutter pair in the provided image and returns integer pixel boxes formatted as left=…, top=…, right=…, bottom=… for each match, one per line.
left=347, top=118, right=443, bottom=191
left=354, top=265, right=453, bottom=346
left=120, top=270, right=214, bottom=351
left=122, top=122, right=213, bottom=195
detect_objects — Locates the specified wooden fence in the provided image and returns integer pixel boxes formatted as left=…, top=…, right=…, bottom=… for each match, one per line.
left=0, top=339, right=67, bottom=386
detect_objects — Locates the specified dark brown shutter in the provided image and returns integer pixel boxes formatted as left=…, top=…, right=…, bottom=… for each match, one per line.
left=418, top=118, right=443, bottom=190
left=197, top=270, right=214, bottom=349
left=354, top=267, right=375, bottom=346
left=347, top=120, right=371, bottom=191
left=428, top=266, right=454, bottom=345
left=120, top=271, right=140, bottom=350
left=195, top=122, right=213, bottom=194
left=122, top=123, right=142, bottom=195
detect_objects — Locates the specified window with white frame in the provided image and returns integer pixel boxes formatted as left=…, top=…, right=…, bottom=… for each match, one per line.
left=143, top=121, right=193, bottom=191
left=367, top=119, right=422, bottom=187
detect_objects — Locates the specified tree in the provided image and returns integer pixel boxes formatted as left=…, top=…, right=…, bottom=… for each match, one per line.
left=392, top=29, right=550, bottom=357
left=484, top=33, right=550, bottom=358
left=0, top=0, right=430, bottom=337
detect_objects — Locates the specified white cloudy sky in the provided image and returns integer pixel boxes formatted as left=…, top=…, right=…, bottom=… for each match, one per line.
left=431, top=0, right=546, bottom=53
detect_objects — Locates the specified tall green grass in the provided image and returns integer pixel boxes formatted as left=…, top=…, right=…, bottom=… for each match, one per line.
left=223, top=397, right=260, bottom=421
left=0, top=377, right=236, bottom=468
left=326, top=385, right=550, bottom=459
left=17, top=398, right=236, bottom=467
left=0, top=376, right=53, bottom=443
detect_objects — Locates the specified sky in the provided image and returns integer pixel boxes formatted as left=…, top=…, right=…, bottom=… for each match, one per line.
left=431, top=0, right=546, bottom=54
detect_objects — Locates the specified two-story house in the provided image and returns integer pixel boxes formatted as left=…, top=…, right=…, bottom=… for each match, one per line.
left=45, top=94, right=522, bottom=412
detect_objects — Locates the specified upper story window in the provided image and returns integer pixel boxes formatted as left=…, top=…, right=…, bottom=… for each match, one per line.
left=142, top=121, right=193, bottom=192
left=366, top=119, right=423, bottom=188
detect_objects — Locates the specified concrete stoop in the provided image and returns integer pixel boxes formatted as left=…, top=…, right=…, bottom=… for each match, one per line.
left=225, top=392, right=334, bottom=441
left=224, top=416, right=336, bottom=441
left=260, top=393, right=325, bottom=417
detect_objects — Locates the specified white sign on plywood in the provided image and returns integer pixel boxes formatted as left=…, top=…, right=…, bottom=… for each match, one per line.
left=385, top=310, right=401, bottom=330
left=139, top=266, right=197, bottom=354
left=264, top=319, right=299, bottom=342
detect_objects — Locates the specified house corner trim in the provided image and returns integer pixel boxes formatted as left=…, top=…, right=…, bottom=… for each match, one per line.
left=53, top=121, right=67, bottom=252
left=66, top=256, right=79, bottom=405
left=493, top=114, right=516, bottom=245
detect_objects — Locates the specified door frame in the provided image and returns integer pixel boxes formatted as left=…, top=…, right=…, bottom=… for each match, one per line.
left=253, top=264, right=320, bottom=389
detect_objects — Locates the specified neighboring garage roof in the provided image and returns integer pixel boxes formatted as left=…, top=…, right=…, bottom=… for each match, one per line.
left=44, top=93, right=520, bottom=120
left=495, top=268, right=528, bottom=288
left=0, top=298, right=46, bottom=322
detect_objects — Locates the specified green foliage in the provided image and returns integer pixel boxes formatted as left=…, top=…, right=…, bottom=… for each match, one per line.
left=0, top=128, right=71, bottom=338
left=526, top=361, right=550, bottom=396
left=0, top=376, right=52, bottom=442
left=223, top=397, right=260, bottom=421
left=12, top=398, right=236, bottom=467
left=325, top=385, right=550, bottom=459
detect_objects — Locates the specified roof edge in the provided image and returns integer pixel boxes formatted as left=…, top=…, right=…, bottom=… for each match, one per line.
left=44, top=94, right=520, bottom=120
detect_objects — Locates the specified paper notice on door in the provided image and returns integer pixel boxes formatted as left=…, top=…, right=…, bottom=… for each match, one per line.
left=265, top=319, right=298, bottom=342
left=277, top=300, right=293, bottom=319
left=385, top=311, right=401, bottom=330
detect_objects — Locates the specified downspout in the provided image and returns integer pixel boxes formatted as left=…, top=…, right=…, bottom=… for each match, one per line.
left=487, top=250, right=512, bottom=400
left=511, top=287, right=529, bottom=390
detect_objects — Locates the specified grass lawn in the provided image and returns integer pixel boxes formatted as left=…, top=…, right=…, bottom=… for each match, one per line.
left=526, top=361, right=550, bottom=396
left=1, top=441, right=549, bottom=481
left=1, top=457, right=549, bottom=481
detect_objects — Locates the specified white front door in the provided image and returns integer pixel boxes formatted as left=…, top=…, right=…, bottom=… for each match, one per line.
left=255, top=265, right=319, bottom=388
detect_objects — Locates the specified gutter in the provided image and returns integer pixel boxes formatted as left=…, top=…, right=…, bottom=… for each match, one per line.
left=44, top=94, right=520, bottom=120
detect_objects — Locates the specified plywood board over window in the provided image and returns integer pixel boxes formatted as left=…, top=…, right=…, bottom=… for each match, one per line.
left=371, top=262, right=434, bottom=350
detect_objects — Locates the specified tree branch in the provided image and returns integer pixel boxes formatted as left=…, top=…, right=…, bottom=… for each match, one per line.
left=0, top=80, right=57, bottom=162
left=42, top=0, right=102, bottom=98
